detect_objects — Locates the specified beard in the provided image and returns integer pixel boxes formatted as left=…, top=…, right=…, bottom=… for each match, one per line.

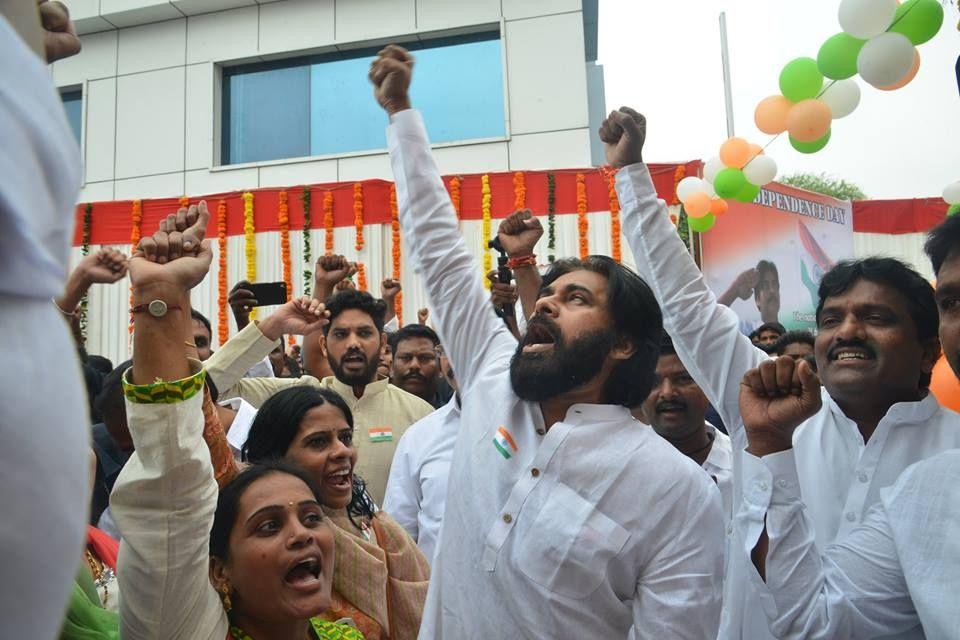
left=510, top=316, right=614, bottom=402
left=329, top=348, right=379, bottom=386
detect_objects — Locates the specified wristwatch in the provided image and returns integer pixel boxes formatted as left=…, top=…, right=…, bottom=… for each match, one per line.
left=130, top=300, right=182, bottom=318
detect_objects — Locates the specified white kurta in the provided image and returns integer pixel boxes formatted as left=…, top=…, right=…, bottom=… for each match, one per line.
left=389, top=110, right=724, bottom=640
left=616, top=162, right=960, bottom=640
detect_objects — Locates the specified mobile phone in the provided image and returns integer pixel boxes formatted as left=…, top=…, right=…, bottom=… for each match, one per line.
left=246, top=281, right=288, bottom=307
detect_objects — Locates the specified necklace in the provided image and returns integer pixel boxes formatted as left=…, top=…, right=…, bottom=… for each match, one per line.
left=84, top=549, right=114, bottom=607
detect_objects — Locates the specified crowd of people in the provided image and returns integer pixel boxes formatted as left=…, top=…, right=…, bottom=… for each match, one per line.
left=4, top=3, right=960, bottom=639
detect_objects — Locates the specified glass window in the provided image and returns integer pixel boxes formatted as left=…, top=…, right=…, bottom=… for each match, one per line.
left=221, top=32, right=505, bottom=165
left=61, top=89, right=82, bottom=144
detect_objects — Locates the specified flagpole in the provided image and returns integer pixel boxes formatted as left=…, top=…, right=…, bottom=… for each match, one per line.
left=719, top=12, right=735, bottom=137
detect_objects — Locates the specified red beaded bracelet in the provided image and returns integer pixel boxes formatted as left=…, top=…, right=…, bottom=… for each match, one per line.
left=506, top=254, right=538, bottom=269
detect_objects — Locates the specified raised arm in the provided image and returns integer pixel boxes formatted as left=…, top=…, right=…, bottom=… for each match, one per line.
left=302, top=255, right=356, bottom=378
left=372, top=45, right=516, bottom=394
left=497, top=210, right=543, bottom=322
left=111, top=203, right=229, bottom=640
left=601, top=108, right=767, bottom=431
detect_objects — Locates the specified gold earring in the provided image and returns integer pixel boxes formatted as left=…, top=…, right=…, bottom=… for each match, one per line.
left=220, top=583, right=232, bottom=613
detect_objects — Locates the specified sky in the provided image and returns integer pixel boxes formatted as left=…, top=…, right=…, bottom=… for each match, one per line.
left=597, top=0, right=958, bottom=200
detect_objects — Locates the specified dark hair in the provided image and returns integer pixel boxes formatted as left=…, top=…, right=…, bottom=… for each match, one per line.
left=775, top=330, right=815, bottom=356
left=540, top=255, right=663, bottom=407
left=659, top=331, right=676, bottom=356
left=322, top=289, right=387, bottom=335
left=754, top=260, right=779, bottom=299
left=191, top=308, right=212, bottom=336
left=241, top=386, right=374, bottom=528
left=752, top=322, right=786, bottom=338
left=87, top=355, right=114, bottom=375
left=816, top=257, right=938, bottom=388
left=385, top=331, right=398, bottom=353
left=210, top=460, right=321, bottom=559
left=394, top=323, right=440, bottom=350
left=282, top=356, right=302, bottom=378
left=94, top=359, right=132, bottom=422
left=924, top=214, right=960, bottom=275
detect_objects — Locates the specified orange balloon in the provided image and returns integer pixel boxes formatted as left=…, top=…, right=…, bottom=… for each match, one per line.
left=786, top=99, right=833, bottom=144
left=754, top=95, right=792, bottom=135
left=709, top=198, right=729, bottom=217
left=747, top=143, right=764, bottom=161
left=879, top=48, right=920, bottom=91
left=684, top=192, right=712, bottom=218
left=719, top=137, right=751, bottom=169
left=930, top=356, right=960, bottom=411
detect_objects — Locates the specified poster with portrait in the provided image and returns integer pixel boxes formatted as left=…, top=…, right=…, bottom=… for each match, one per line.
left=699, top=182, right=854, bottom=335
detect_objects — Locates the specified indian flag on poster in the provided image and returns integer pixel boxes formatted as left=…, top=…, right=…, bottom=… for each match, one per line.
left=798, top=220, right=835, bottom=308
left=493, top=426, right=518, bottom=460
left=369, top=427, right=393, bottom=443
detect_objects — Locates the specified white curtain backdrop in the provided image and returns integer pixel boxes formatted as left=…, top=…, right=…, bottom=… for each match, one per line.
left=74, top=207, right=682, bottom=365
left=853, top=231, right=933, bottom=282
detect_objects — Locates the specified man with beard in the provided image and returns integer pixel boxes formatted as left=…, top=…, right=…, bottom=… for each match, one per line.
left=607, top=104, right=960, bottom=640
left=733, top=213, right=960, bottom=638
left=390, top=324, right=452, bottom=408
left=204, top=287, right=433, bottom=504
left=372, top=45, right=723, bottom=639
left=638, top=334, right=733, bottom=521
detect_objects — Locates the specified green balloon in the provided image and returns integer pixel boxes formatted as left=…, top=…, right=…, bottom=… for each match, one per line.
left=817, top=33, right=866, bottom=80
left=790, top=129, right=832, bottom=154
left=779, top=57, right=823, bottom=102
left=735, top=182, right=761, bottom=203
left=688, top=213, right=716, bottom=233
left=713, top=168, right=747, bottom=199
left=948, top=204, right=960, bottom=217
left=889, top=0, right=944, bottom=45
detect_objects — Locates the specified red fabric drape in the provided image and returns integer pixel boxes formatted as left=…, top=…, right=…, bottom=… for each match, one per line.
left=852, top=198, right=948, bottom=234
left=87, top=525, right=119, bottom=570
left=73, top=163, right=701, bottom=246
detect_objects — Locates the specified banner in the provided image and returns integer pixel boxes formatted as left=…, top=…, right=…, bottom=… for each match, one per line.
left=700, top=182, right=854, bottom=334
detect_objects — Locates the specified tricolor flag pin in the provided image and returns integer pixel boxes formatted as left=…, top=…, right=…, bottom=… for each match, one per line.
left=493, top=426, right=518, bottom=460
left=369, top=427, right=393, bottom=443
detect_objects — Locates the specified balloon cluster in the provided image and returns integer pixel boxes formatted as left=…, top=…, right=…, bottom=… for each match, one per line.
left=677, top=137, right=777, bottom=232
left=944, top=181, right=960, bottom=217
left=754, top=0, right=943, bottom=155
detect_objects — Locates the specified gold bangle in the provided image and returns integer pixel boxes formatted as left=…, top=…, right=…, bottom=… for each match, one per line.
left=52, top=298, right=76, bottom=317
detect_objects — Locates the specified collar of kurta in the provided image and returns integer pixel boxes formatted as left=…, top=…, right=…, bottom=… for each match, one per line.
left=562, top=403, right=633, bottom=424
left=327, top=376, right=390, bottom=403
left=825, top=387, right=940, bottom=427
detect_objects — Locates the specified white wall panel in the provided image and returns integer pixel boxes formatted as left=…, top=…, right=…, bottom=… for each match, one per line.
left=185, top=167, right=259, bottom=195
left=432, top=142, right=510, bottom=175
left=99, top=0, right=182, bottom=28
left=54, top=30, right=117, bottom=86
left=79, top=180, right=115, bottom=203
left=259, top=159, right=338, bottom=188
left=504, top=12, right=588, bottom=135
left=174, top=0, right=256, bottom=16
left=117, top=18, right=186, bottom=75
left=501, top=0, right=581, bottom=20
left=258, top=0, right=335, bottom=56
left=83, top=78, right=118, bottom=183
left=186, top=6, right=259, bottom=64
left=337, top=154, right=393, bottom=181
left=508, top=128, right=591, bottom=170
left=114, top=172, right=185, bottom=199
left=184, top=63, right=215, bottom=170
left=115, top=67, right=186, bottom=178
left=415, top=0, right=500, bottom=32
left=335, top=0, right=415, bottom=43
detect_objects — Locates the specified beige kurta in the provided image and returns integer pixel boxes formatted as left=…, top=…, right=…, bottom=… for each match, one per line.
left=205, top=322, right=434, bottom=504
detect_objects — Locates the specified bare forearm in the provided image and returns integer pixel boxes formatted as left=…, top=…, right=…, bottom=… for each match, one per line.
left=131, top=283, right=191, bottom=384
left=717, top=286, right=739, bottom=308
left=56, top=268, right=92, bottom=313
left=513, top=266, right=541, bottom=321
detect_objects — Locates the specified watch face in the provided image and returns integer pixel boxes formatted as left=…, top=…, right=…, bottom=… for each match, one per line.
left=148, top=299, right=168, bottom=317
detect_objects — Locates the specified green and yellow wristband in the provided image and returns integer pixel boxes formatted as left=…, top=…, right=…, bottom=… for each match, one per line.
left=122, top=368, right=206, bottom=404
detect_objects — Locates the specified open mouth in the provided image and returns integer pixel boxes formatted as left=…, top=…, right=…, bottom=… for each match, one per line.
left=325, top=467, right=352, bottom=492
left=829, top=346, right=874, bottom=363
left=522, top=322, right=557, bottom=354
left=656, top=402, right=686, bottom=415
left=284, top=555, right=322, bottom=590
left=342, top=352, right=366, bottom=369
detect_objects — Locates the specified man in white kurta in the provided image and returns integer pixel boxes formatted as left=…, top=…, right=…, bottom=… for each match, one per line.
left=613, top=109, right=960, bottom=639
left=374, top=47, right=723, bottom=640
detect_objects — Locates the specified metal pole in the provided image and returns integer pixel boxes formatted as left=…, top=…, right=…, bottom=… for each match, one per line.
left=719, top=12, right=735, bottom=138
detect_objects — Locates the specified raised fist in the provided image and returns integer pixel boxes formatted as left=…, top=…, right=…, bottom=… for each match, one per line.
left=497, top=210, right=543, bottom=259
left=369, top=45, right=414, bottom=115
left=598, top=107, right=646, bottom=168
left=740, top=357, right=822, bottom=457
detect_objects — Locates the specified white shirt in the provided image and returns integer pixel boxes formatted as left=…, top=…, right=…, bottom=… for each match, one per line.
left=617, top=162, right=960, bottom=640
left=220, top=396, right=258, bottom=458
left=389, top=110, right=724, bottom=640
left=739, top=449, right=960, bottom=639
left=383, top=397, right=460, bottom=562
left=704, top=425, right=734, bottom=524
left=243, top=355, right=275, bottom=379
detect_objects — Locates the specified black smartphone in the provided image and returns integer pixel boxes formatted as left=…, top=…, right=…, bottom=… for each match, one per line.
left=246, top=281, right=288, bottom=307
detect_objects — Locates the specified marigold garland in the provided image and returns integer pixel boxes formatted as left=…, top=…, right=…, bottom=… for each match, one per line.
left=128, top=199, right=142, bottom=334
left=481, top=174, right=492, bottom=289
left=217, top=199, right=228, bottom=346
left=449, top=177, right=462, bottom=220
left=576, top=173, right=588, bottom=259
left=547, top=173, right=556, bottom=263
left=357, top=262, right=367, bottom=292
left=323, top=190, right=334, bottom=254
left=353, top=183, right=364, bottom=251
left=671, top=165, right=686, bottom=206
left=390, top=184, right=403, bottom=325
left=179, top=196, right=189, bottom=208
left=79, top=203, right=92, bottom=343
left=302, top=187, right=312, bottom=297
left=513, top=171, right=526, bottom=210
left=607, top=172, right=622, bottom=264
left=242, top=192, right=257, bottom=321
left=278, top=191, right=295, bottom=345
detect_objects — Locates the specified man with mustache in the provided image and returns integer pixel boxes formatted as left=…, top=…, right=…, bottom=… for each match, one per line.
left=204, top=287, right=434, bottom=505
left=734, top=213, right=960, bottom=638
left=372, top=45, right=723, bottom=638
left=389, top=323, right=451, bottom=408
left=638, top=334, right=733, bottom=521
left=607, top=103, right=960, bottom=639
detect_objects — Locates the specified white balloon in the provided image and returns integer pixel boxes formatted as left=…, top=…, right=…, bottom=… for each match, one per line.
left=676, top=177, right=706, bottom=202
left=857, top=32, right=915, bottom=88
left=820, top=79, right=861, bottom=119
left=944, top=182, right=960, bottom=205
left=703, top=156, right=725, bottom=182
left=839, top=0, right=897, bottom=39
left=743, top=155, right=778, bottom=187
left=703, top=180, right=717, bottom=198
